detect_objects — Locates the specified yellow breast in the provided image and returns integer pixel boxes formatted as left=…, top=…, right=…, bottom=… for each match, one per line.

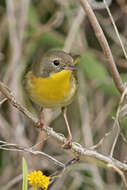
left=25, top=70, right=77, bottom=108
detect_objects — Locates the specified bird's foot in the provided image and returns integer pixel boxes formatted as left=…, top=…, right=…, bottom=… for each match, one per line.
left=35, top=120, right=43, bottom=130
left=62, top=138, right=72, bottom=149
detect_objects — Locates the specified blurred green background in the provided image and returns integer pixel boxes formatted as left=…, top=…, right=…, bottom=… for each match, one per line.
left=0, top=0, right=127, bottom=189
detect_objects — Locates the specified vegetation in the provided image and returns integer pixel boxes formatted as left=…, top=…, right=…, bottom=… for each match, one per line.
left=0, top=0, right=127, bottom=189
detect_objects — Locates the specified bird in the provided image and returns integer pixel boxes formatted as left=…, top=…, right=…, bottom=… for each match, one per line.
left=24, top=50, right=79, bottom=148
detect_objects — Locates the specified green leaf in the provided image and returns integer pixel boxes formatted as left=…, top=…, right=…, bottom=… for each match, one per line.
left=98, top=79, right=119, bottom=96
left=40, top=32, right=64, bottom=48
left=22, top=157, right=28, bottom=190
left=28, top=5, right=38, bottom=24
left=80, top=52, right=120, bottom=97
left=120, top=73, right=127, bottom=83
left=80, top=52, right=109, bottom=82
left=99, top=73, right=127, bottom=97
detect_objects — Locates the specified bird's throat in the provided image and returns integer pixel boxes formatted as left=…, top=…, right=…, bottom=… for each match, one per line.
left=25, top=70, right=75, bottom=107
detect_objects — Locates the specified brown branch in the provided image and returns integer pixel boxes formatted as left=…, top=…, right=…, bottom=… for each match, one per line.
left=79, top=0, right=125, bottom=94
left=0, top=82, right=38, bottom=123
left=0, top=81, right=127, bottom=172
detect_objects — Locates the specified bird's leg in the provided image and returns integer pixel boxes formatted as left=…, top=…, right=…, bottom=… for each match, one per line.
left=36, top=107, right=44, bottom=130
left=62, top=107, right=72, bottom=149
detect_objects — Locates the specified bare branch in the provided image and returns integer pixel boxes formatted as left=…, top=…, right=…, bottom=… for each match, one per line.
left=0, top=97, right=7, bottom=105
left=0, top=140, right=64, bottom=167
left=109, top=120, right=120, bottom=157
left=78, top=72, right=104, bottom=188
left=64, top=7, right=85, bottom=53
left=79, top=0, right=125, bottom=94
left=108, top=164, right=127, bottom=189
left=0, top=81, right=38, bottom=123
left=89, top=0, right=112, bottom=10
left=90, top=128, right=115, bottom=150
left=0, top=81, right=127, bottom=171
left=103, top=0, right=127, bottom=60
left=91, top=87, right=127, bottom=155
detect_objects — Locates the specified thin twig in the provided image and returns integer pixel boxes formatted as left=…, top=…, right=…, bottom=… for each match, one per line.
left=79, top=0, right=124, bottom=94
left=78, top=72, right=104, bottom=188
left=109, top=120, right=120, bottom=157
left=90, top=94, right=123, bottom=153
left=121, top=133, right=127, bottom=147
left=0, top=97, right=7, bottom=105
left=0, top=140, right=64, bottom=167
left=64, top=7, right=85, bottom=53
left=0, top=81, right=38, bottom=123
left=96, top=13, right=127, bottom=55
left=108, top=164, right=127, bottom=189
left=5, top=0, right=21, bottom=84
left=103, top=0, right=127, bottom=60
left=110, top=87, right=127, bottom=156
left=90, top=128, right=115, bottom=150
left=50, top=158, right=78, bottom=179
left=89, top=0, right=112, bottom=10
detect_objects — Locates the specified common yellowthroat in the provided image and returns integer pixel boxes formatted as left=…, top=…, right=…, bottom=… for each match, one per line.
left=24, top=50, right=79, bottom=148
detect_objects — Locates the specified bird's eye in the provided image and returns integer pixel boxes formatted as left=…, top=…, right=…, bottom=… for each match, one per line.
left=53, top=60, right=60, bottom=66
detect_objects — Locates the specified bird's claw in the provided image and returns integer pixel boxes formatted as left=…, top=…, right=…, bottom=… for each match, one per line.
left=35, top=121, right=43, bottom=130
left=62, top=139, right=72, bottom=149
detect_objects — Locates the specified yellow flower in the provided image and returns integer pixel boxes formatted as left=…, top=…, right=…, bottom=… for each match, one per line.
left=27, top=170, right=50, bottom=190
